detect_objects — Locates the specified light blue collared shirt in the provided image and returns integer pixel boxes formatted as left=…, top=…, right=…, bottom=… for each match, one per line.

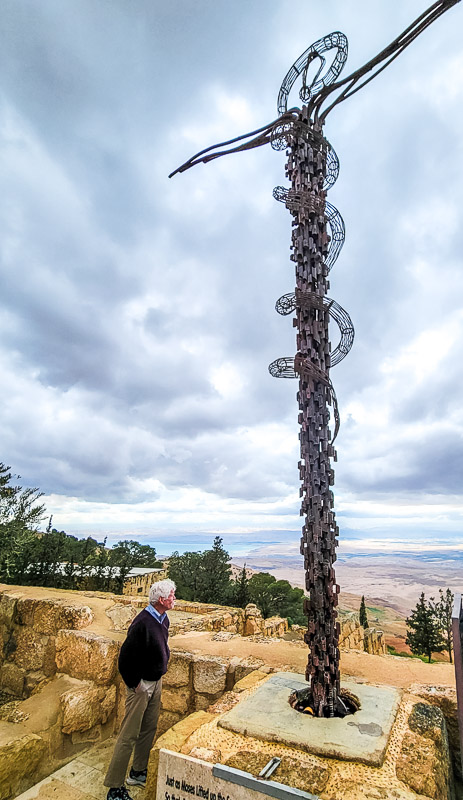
left=145, top=604, right=166, bottom=624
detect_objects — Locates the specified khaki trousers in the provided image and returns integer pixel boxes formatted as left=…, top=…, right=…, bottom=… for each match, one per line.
left=104, top=679, right=162, bottom=788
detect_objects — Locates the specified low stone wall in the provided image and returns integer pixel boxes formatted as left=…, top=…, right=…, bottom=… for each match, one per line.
left=105, top=597, right=288, bottom=638
left=158, top=652, right=268, bottom=736
left=291, top=613, right=387, bottom=655
left=363, top=626, right=387, bottom=655
left=0, top=589, right=269, bottom=799
left=341, top=613, right=387, bottom=655
left=167, top=601, right=288, bottom=639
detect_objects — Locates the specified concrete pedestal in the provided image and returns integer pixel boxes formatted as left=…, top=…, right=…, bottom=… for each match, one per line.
left=219, top=672, right=401, bottom=767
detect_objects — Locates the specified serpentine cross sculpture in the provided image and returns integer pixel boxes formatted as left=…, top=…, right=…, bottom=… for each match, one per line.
left=170, top=0, right=461, bottom=717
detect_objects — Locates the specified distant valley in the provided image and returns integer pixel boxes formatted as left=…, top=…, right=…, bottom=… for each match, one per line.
left=232, top=549, right=463, bottom=616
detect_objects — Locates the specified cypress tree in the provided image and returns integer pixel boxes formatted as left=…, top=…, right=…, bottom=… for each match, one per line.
left=359, top=595, right=369, bottom=629
left=234, top=564, right=250, bottom=608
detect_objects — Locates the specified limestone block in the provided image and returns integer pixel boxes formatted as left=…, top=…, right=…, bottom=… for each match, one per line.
left=105, top=603, right=138, bottom=631
left=231, top=656, right=266, bottom=684
left=323, top=780, right=413, bottom=799
left=101, top=684, right=117, bottom=723
left=244, top=603, right=262, bottom=618
left=13, top=598, right=35, bottom=627
left=188, top=747, right=222, bottom=762
left=55, top=630, right=119, bottom=684
left=15, top=597, right=93, bottom=634
left=343, top=619, right=354, bottom=636
left=61, top=683, right=116, bottom=733
left=62, top=685, right=101, bottom=733
left=364, top=632, right=373, bottom=654
left=161, top=686, right=191, bottom=715
left=193, top=655, right=228, bottom=694
left=156, top=709, right=182, bottom=738
left=0, top=593, right=19, bottom=626
left=0, top=730, right=46, bottom=800
left=235, top=620, right=245, bottom=636
left=24, top=671, right=49, bottom=696
left=263, top=621, right=273, bottom=635
left=233, top=670, right=269, bottom=693
left=165, top=652, right=193, bottom=687
left=146, top=711, right=215, bottom=797
left=12, top=629, right=56, bottom=675
left=71, top=724, right=102, bottom=744
left=0, top=663, right=25, bottom=696
left=244, top=618, right=261, bottom=636
left=411, top=684, right=461, bottom=781
left=194, top=693, right=222, bottom=712
left=396, top=702, right=452, bottom=800
left=224, top=751, right=331, bottom=796
left=114, top=676, right=127, bottom=733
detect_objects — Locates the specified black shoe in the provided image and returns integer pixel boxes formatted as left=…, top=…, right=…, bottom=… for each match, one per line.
left=127, top=767, right=147, bottom=787
left=107, top=788, right=133, bottom=800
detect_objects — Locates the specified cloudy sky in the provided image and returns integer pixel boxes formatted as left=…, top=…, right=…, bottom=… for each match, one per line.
left=1, top=0, right=463, bottom=557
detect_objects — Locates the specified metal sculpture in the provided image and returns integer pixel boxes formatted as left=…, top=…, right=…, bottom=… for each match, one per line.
left=170, top=0, right=461, bottom=717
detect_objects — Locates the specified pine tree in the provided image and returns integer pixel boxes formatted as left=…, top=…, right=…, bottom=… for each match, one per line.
left=430, top=588, right=454, bottom=663
left=406, top=592, right=445, bottom=662
left=167, top=551, right=203, bottom=600
left=197, top=537, right=231, bottom=604
left=0, top=463, right=45, bottom=582
left=359, top=595, right=369, bottom=629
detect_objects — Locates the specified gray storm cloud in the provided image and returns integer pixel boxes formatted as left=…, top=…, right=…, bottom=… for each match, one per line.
left=1, top=0, right=462, bottom=546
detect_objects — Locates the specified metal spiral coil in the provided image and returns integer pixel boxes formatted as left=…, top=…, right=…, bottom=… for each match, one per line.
left=275, top=291, right=354, bottom=366
left=268, top=356, right=340, bottom=442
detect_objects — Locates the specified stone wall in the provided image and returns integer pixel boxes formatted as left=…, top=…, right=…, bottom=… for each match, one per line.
left=291, top=612, right=387, bottom=655
left=363, top=626, right=387, bottom=655
left=122, top=569, right=167, bottom=596
left=158, top=652, right=268, bottom=736
left=0, top=589, right=269, bottom=800
left=105, top=598, right=288, bottom=638
left=338, top=612, right=386, bottom=654
left=170, top=601, right=288, bottom=638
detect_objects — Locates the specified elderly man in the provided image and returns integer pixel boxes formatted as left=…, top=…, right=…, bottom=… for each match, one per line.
left=104, top=578, right=176, bottom=800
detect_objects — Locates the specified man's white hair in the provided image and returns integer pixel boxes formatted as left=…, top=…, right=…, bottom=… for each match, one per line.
left=149, top=579, right=176, bottom=605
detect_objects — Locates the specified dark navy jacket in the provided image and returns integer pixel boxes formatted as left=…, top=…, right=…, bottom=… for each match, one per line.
left=118, top=609, right=170, bottom=689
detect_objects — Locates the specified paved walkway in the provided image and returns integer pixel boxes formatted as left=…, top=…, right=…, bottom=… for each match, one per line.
left=16, top=739, right=146, bottom=800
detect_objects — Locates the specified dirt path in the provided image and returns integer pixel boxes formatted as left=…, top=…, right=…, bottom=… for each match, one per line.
left=0, top=584, right=120, bottom=638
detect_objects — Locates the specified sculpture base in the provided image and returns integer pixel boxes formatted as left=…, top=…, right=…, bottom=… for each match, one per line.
left=218, top=672, right=400, bottom=767
left=144, top=670, right=454, bottom=800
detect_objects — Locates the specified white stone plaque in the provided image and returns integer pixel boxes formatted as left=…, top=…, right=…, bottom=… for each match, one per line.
left=155, top=749, right=318, bottom=800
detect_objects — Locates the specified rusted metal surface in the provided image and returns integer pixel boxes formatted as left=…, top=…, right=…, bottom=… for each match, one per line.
left=269, top=109, right=345, bottom=715
left=274, top=293, right=354, bottom=367
left=170, top=0, right=461, bottom=718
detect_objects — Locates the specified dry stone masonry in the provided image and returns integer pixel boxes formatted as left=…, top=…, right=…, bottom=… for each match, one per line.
left=0, top=588, right=287, bottom=799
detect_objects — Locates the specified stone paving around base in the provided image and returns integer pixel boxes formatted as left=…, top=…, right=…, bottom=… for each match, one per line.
left=15, top=739, right=144, bottom=800
left=218, top=673, right=401, bottom=767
